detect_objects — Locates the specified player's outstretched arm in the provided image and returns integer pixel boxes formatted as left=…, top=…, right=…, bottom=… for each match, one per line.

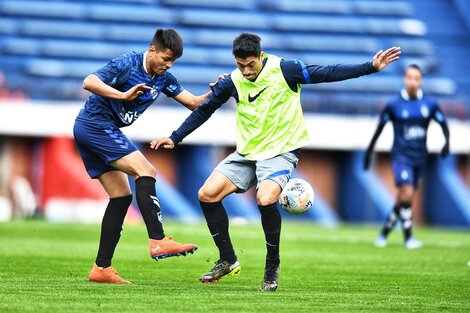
left=372, top=47, right=401, bottom=71
left=174, top=90, right=211, bottom=111
left=150, top=137, right=175, bottom=150
left=83, top=74, right=152, bottom=101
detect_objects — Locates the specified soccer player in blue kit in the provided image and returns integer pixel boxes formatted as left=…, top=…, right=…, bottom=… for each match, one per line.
left=73, top=29, right=211, bottom=284
left=152, top=33, right=401, bottom=291
left=364, top=64, right=450, bottom=249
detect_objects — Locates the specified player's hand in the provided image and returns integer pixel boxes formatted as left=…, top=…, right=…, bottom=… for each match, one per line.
left=120, top=83, right=153, bottom=101
left=440, top=142, right=450, bottom=158
left=209, top=73, right=229, bottom=90
left=372, top=47, right=401, bottom=71
left=150, top=137, right=175, bottom=150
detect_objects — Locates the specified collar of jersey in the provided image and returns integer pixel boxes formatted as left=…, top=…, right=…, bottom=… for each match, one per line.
left=401, top=88, right=423, bottom=101
left=143, top=52, right=156, bottom=79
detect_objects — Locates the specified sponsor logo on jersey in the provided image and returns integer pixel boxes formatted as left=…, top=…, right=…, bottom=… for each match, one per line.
left=248, top=86, right=269, bottom=102
left=118, top=109, right=141, bottom=125
left=404, top=125, right=426, bottom=140
left=151, top=88, right=158, bottom=99
left=420, top=105, right=429, bottom=118
left=166, top=84, right=178, bottom=93
left=401, top=109, right=409, bottom=118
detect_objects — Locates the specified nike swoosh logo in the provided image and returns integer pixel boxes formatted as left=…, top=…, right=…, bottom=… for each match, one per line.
left=248, top=86, right=268, bottom=102
left=152, top=246, right=161, bottom=253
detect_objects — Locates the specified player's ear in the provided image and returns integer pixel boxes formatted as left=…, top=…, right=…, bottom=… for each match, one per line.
left=148, top=45, right=157, bottom=55
left=259, top=51, right=264, bottom=60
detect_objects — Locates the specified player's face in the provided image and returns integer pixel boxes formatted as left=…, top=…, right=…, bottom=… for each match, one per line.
left=147, top=46, right=176, bottom=76
left=403, top=67, right=423, bottom=97
left=235, top=53, right=264, bottom=81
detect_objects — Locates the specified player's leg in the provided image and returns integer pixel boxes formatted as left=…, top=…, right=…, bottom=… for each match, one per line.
left=256, top=150, right=298, bottom=292
left=375, top=204, right=400, bottom=247
left=111, top=150, right=197, bottom=259
left=89, top=171, right=132, bottom=284
left=375, top=160, right=411, bottom=247
left=74, top=120, right=132, bottom=283
left=398, top=180, right=422, bottom=249
left=198, top=152, right=255, bottom=283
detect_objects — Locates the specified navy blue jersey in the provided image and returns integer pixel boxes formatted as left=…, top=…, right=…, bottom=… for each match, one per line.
left=77, top=51, right=184, bottom=127
left=380, top=90, right=446, bottom=165
left=170, top=59, right=376, bottom=144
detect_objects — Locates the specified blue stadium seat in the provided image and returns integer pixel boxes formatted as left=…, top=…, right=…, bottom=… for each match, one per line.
left=354, top=1, right=413, bottom=16
left=178, top=10, right=270, bottom=29
left=261, top=0, right=351, bottom=14
left=25, top=59, right=104, bottom=78
left=87, top=4, right=175, bottom=24
left=0, top=18, right=17, bottom=35
left=273, top=15, right=363, bottom=33
left=162, top=0, right=254, bottom=10
left=388, top=38, right=434, bottom=56
left=21, top=20, right=106, bottom=40
left=287, top=35, right=378, bottom=52
left=0, top=0, right=86, bottom=19
left=3, top=38, right=42, bottom=56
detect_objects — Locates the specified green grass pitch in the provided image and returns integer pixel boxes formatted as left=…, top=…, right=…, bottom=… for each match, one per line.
left=0, top=220, right=469, bottom=313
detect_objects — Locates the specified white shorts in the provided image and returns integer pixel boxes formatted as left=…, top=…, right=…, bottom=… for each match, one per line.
left=214, top=150, right=300, bottom=192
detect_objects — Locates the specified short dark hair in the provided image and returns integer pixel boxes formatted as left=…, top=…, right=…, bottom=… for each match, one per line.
left=232, top=33, right=262, bottom=58
left=151, top=28, right=183, bottom=59
left=405, top=64, right=423, bottom=76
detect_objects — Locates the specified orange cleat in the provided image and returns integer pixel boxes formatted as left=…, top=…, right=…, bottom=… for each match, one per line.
left=88, top=263, right=131, bottom=285
left=150, top=236, right=198, bottom=260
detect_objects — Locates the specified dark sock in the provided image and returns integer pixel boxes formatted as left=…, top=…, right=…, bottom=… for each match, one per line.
left=398, top=202, right=413, bottom=241
left=259, top=202, right=281, bottom=264
left=96, top=195, right=132, bottom=268
left=200, top=201, right=236, bottom=262
left=135, top=176, right=164, bottom=240
left=380, top=205, right=400, bottom=238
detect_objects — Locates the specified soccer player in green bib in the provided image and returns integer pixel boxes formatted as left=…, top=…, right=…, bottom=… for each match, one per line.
left=152, top=33, right=400, bottom=291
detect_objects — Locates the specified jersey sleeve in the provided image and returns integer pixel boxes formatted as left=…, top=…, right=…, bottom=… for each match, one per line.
left=379, top=104, right=391, bottom=124
left=94, top=56, right=129, bottom=86
left=169, top=77, right=235, bottom=144
left=432, top=101, right=447, bottom=124
left=281, top=59, right=377, bottom=86
left=162, top=72, right=185, bottom=98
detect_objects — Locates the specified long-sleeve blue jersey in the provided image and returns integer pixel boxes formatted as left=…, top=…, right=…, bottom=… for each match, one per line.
left=379, top=89, right=447, bottom=165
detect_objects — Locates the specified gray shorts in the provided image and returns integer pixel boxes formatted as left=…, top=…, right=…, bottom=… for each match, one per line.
left=214, top=150, right=299, bottom=192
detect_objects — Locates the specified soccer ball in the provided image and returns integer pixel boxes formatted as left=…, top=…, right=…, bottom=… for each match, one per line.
left=278, top=178, right=314, bottom=215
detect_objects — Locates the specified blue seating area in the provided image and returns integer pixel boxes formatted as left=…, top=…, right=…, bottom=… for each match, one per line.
left=0, top=0, right=468, bottom=116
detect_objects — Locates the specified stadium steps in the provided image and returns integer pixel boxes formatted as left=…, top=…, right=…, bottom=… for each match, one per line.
left=338, top=151, right=394, bottom=223
left=424, top=155, right=470, bottom=227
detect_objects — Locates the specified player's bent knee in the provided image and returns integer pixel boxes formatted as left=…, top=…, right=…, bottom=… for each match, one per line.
left=257, top=194, right=278, bottom=206
left=198, top=186, right=220, bottom=203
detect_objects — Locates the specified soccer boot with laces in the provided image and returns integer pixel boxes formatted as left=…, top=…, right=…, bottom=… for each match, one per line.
left=88, top=263, right=131, bottom=284
left=260, top=260, right=280, bottom=292
left=199, top=259, right=241, bottom=283
left=150, top=236, right=198, bottom=260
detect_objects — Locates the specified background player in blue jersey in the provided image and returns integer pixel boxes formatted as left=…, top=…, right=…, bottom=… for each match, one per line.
left=73, top=29, right=211, bottom=284
left=364, top=64, right=450, bottom=249
left=152, top=33, right=400, bottom=291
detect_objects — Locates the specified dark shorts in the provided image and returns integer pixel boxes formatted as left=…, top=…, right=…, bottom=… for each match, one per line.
left=391, top=159, right=424, bottom=187
left=73, top=118, right=138, bottom=178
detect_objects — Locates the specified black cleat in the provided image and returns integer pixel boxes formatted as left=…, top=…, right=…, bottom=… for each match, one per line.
left=260, top=261, right=280, bottom=292
left=199, top=259, right=241, bottom=283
